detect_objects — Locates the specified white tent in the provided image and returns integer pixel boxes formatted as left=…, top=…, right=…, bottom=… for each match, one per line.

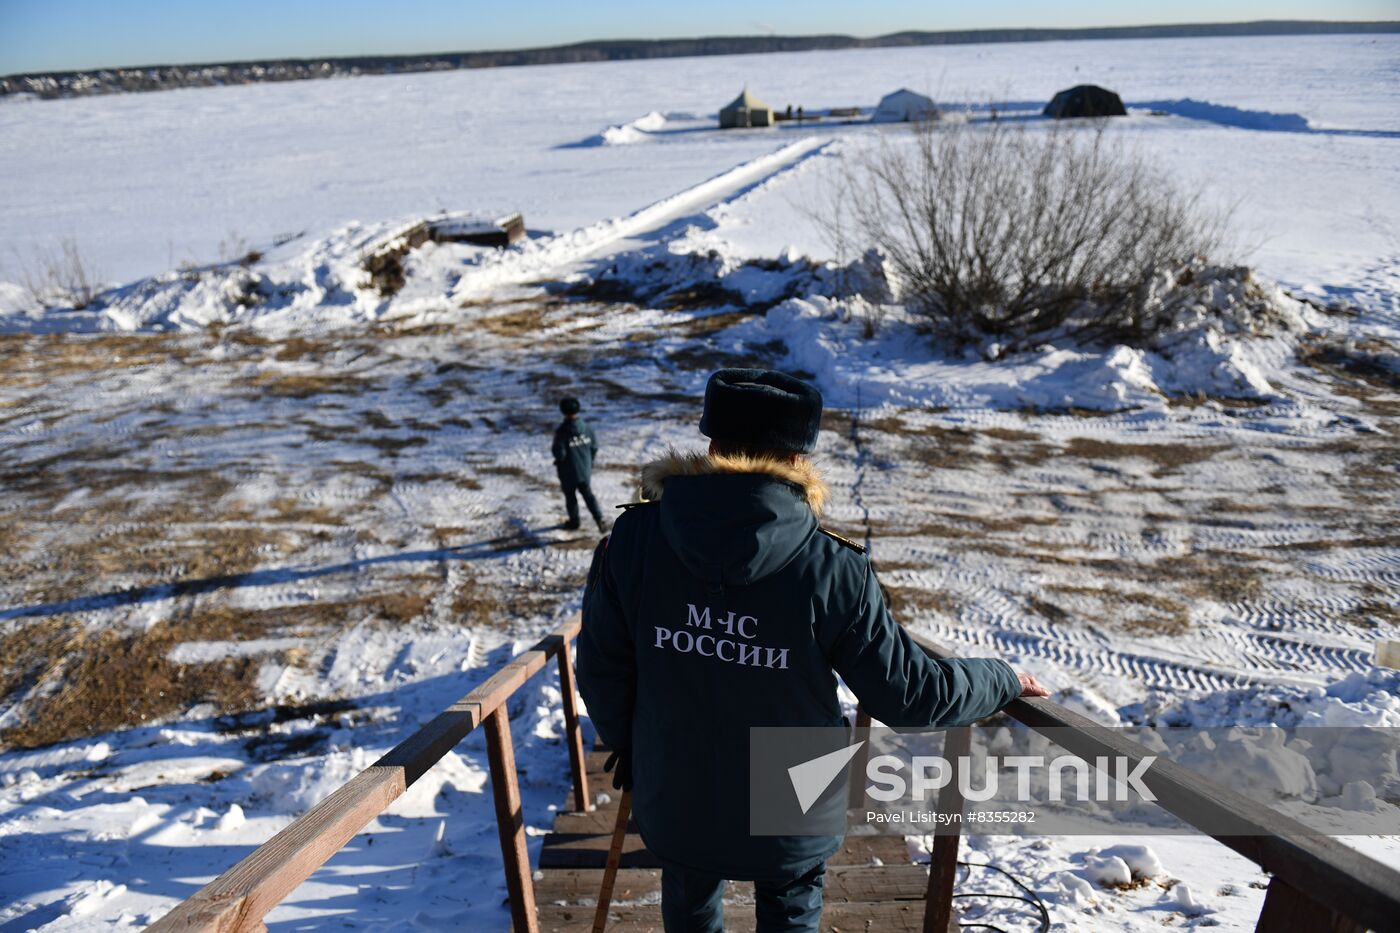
left=872, top=89, right=937, bottom=123
left=719, top=88, right=774, bottom=128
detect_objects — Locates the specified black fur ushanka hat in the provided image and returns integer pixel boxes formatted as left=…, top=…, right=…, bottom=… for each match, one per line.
left=699, top=369, right=822, bottom=454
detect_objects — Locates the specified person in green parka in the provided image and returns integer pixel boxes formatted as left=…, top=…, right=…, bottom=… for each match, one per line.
left=552, top=396, right=606, bottom=532
left=577, top=369, right=1047, bottom=933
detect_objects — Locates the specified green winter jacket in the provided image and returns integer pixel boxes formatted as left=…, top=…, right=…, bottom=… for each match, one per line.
left=552, top=417, right=598, bottom=485
left=577, top=451, right=1021, bottom=881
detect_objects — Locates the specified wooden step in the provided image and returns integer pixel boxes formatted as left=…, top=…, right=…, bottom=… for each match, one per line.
left=538, top=900, right=927, bottom=932
left=534, top=864, right=929, bottom=905
left=534, top=867, right=663, bottom=905
left=539, top=741, right=935, bottom=930
left=538, top=825, right=910, bottom=870
left=550, top=809, right=639, bottom=835
left=539, top=829, right=660, bottom=869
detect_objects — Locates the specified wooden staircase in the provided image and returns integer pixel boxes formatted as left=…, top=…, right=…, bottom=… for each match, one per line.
left=149, top=616, right=1400, bottom=933
left=534, top=746, right=933, bottom=932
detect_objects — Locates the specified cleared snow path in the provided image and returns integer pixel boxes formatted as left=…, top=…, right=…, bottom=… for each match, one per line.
left=449, top=137, right=829, bottom=301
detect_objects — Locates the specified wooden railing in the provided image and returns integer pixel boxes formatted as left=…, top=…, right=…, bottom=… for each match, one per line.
left=149, top=616, right=586, bottom=933
left=148, top=614, right=1400, bottom=933
left=907, top=632, right=1400, bottom=933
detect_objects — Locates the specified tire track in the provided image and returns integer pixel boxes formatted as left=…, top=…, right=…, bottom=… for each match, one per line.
left=916, top=619, right=1263, bottom=693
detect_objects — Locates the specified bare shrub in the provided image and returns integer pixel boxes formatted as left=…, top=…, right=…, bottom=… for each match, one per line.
left=12, top=237, right=103, bottom=309
left=218, top=230, right=262, bottom=266
left=831, top=121, right=1231, bottom=348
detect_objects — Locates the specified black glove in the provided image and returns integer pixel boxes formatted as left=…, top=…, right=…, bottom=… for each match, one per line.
left=603, top=749, right=633, bottom=792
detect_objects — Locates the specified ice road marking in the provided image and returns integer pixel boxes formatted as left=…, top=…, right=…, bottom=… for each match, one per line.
left=788, top=741, right=865, bottom=814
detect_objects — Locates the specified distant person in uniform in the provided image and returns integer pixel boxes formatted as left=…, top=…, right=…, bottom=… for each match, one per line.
left=553, top=396, right=606, bottom=532
left=578, top=369, right=1046, bottom=933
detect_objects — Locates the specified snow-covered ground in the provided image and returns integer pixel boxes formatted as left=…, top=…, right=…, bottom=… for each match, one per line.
left=1, top=31, right=1398, bottom=932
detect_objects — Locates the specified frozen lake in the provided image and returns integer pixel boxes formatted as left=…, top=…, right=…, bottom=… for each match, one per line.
left=1, top=33, right=1397, bottom=293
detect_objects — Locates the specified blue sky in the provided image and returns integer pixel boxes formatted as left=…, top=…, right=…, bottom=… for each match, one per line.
left=1, top=0, right=1394, bottom=74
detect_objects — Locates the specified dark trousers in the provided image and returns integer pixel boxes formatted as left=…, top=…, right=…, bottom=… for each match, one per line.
left=660, top=860, right=825, bottom=933
left=561, top=478, right=602, bottom=525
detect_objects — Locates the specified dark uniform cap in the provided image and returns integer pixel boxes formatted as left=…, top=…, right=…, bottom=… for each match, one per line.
left=699, top=369, right=823, bottom=454
left=560, top=397, right=581, bottom=415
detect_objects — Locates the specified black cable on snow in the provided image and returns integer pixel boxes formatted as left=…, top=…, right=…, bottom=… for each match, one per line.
left=951, top=859, right=1053, bottom=933
left=848, top=382, right=874, bottom=554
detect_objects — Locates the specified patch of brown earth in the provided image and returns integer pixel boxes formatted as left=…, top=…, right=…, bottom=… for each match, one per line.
left=0, top=582, right=443, bottom=749
left=1061, top=437, right=1228, bottom=476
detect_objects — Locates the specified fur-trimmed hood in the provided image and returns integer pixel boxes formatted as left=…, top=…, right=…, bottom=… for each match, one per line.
left=636, top=450, right=827, bottom=588
left=639, top=450, right=827, bottom=515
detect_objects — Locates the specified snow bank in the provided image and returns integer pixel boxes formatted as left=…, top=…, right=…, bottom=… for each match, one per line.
left=1138, top=98, right=1312, bottom=132
left=598, top=110, right=669, bottom=145
left=1148, top=668, right=1400, bottom=729
left=1131, top=669, right=1400, bottom=816
left=754, top=271, right=1312, bottom=413
left=1095, top=844, right=1165, bottom=880
left=578, top=243, right=837, bottom=311
left=1084, top=853, right=1133, bottom=886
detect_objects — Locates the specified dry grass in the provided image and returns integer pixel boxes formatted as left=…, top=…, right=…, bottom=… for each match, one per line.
left=271, top=335, right=355, bottom=363
left=0, top=332, right=196, bottom=380
left=0, top=581, right=443, bottom=749
left=418, top=379, right=473, bottom=408
left=248, top=370, right=373, bottom=399
left=1298, top=336, right=1400, bottom=414
left=361, top=434, right=430, bottom=456
left=1061, top=437, right=1227, bottom=475
left=658, top=283, right=740, bottom=314
left=327, top=459, right=395, bottom=491
left=267, top=497, right=344, bottom=526
left=0, top=613, right=263, bottom=749
left=401, top=470, right=483, bottom=490
left=1324, top=435, right=1400, bottom=507
left=1343, top=601, right=1400, bottom=629
left=1, top=467, right=305, bottom=605
left=1155, top=554, right=1265, bottom=605
left=478, top=306, right=550, bottom=337
left=449, top=574, right=500, bottom=625
left=1043, top=583, right=1190, bottom=635
left=980, top=427, right=1040, bottom=443
left=846, top=415, right=1057, bottom=472
left=881, top=584, right=958, bottom=619
left=475, top=463, right=550, bottom=487
left=834, top=511, right=1056, bottom=546
left=361, top=409, right=396, bottom=430
left=674, top=309, right=752, bottom=337
left=899, top=427, right=979, bottom=471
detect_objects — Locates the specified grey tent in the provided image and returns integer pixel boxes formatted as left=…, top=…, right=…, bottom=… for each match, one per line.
left=719, top=88, right=774, bottom=128
left=872, top=88, right=938, bottom=123
left=1043, top=85, right=1127, bottom=119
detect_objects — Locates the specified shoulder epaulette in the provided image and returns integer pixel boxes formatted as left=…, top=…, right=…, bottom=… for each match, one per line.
left=617, top=499, right=658, bottom=511
left=818, top=527, right=866, bottom=553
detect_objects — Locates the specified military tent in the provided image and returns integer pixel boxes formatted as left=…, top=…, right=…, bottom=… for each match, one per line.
left=1043, top=85, right=1127, bottom=118
left=872, top=88, right=937, bottom=123
left=718, top=88, right=774, bottom=128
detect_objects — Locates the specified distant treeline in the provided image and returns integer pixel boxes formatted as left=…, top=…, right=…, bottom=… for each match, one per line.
left=4, top=20, right=1397, bottom=100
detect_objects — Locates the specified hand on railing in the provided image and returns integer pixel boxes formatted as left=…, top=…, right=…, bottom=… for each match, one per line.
left=1017, top=672, right=1050, bottom=698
